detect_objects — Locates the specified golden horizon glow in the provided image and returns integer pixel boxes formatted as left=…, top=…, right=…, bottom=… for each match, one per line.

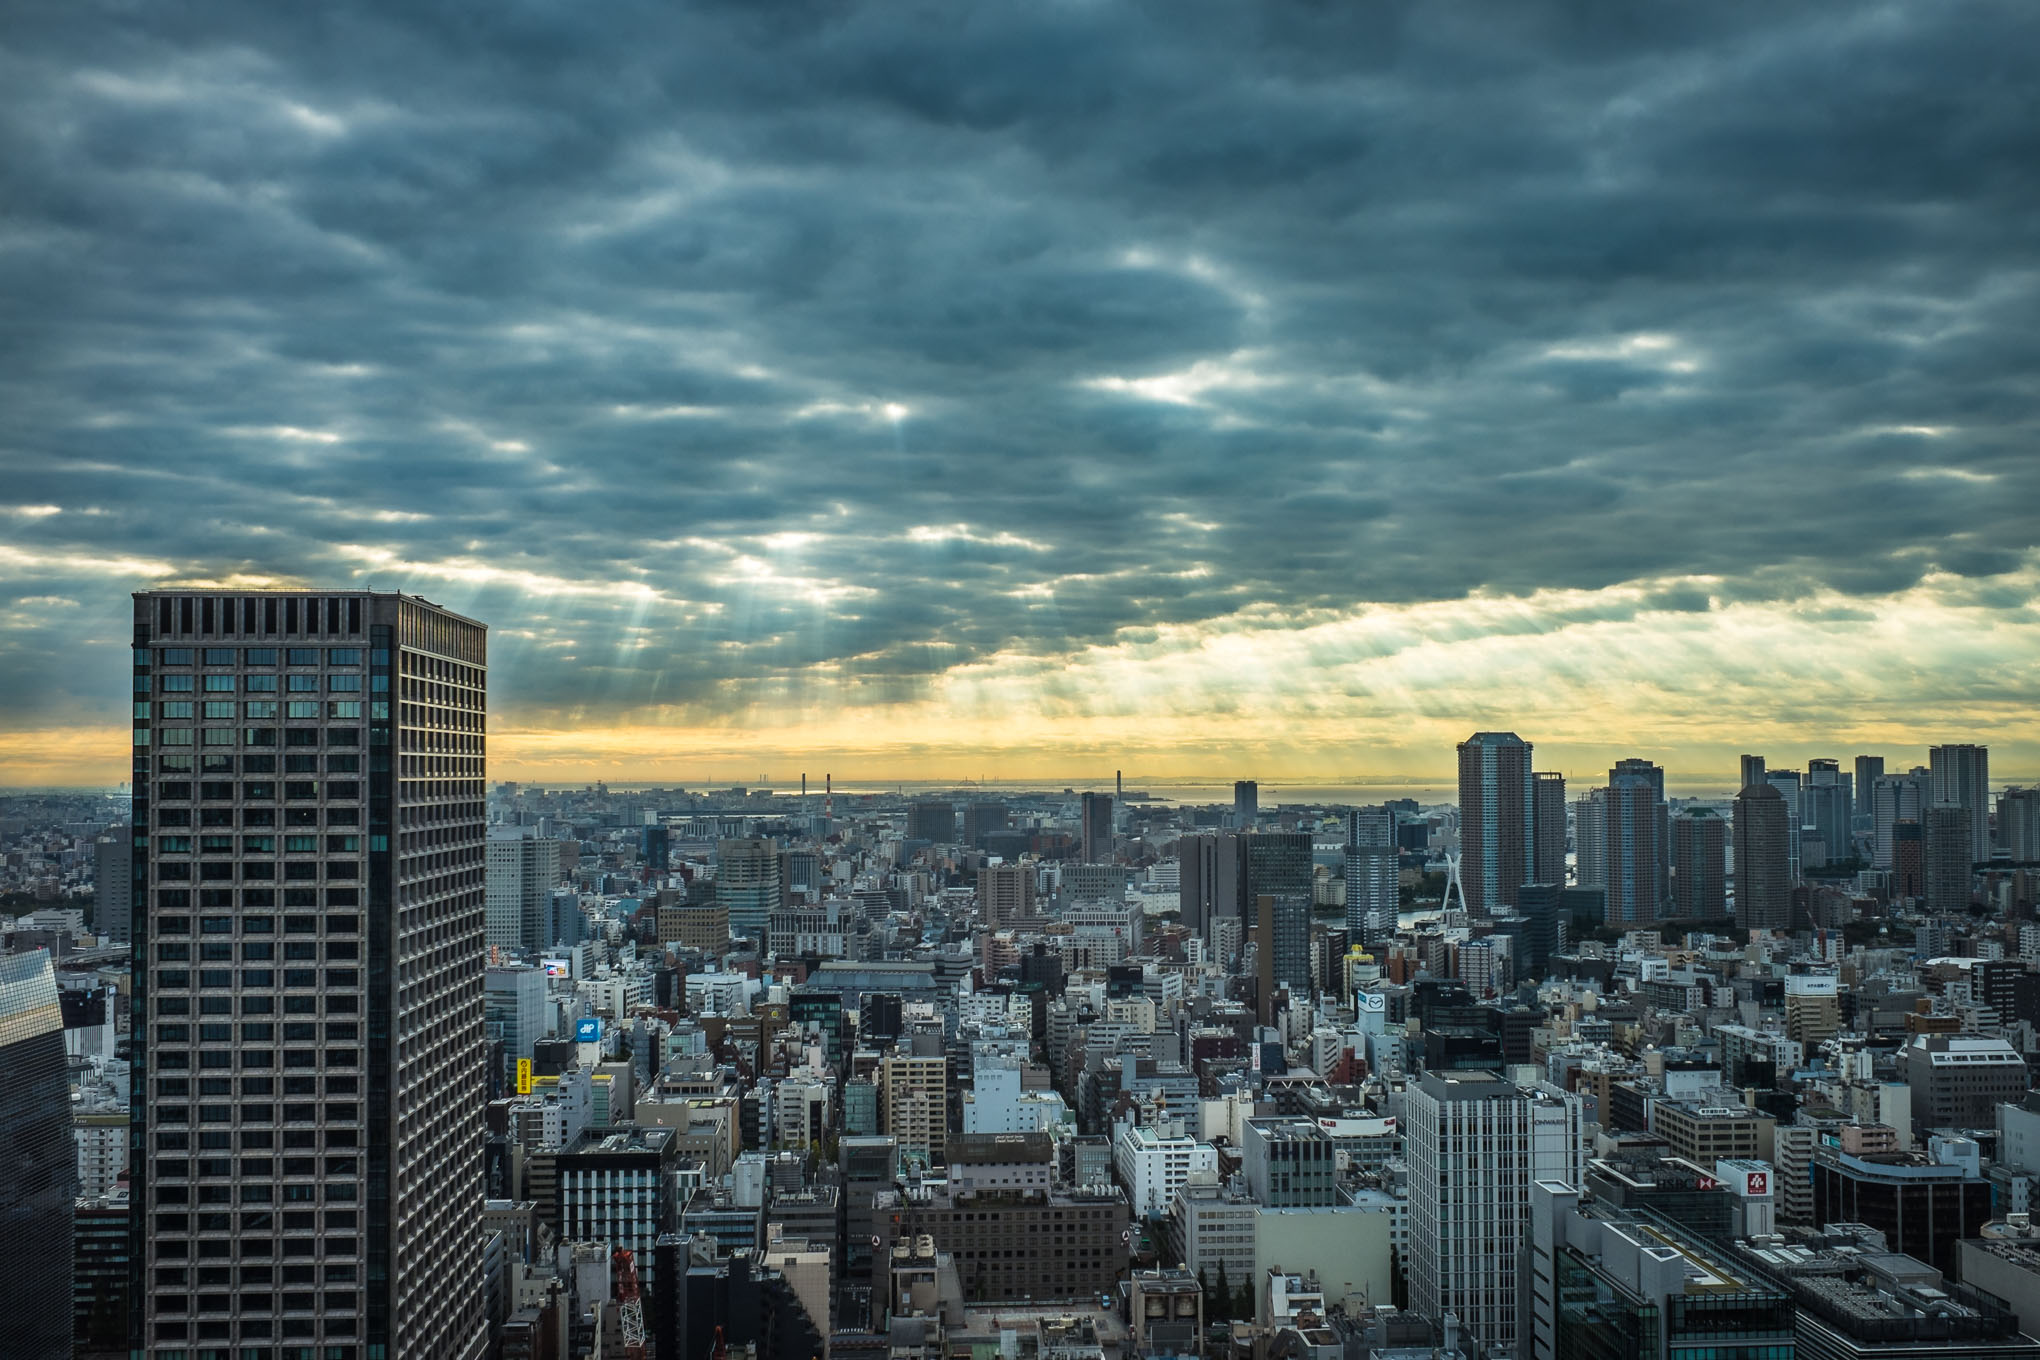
left=5, top=565, right=2037, bottom=790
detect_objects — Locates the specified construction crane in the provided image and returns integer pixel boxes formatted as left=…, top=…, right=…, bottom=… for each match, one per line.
left=612, top=1247, right=647, bottom=1360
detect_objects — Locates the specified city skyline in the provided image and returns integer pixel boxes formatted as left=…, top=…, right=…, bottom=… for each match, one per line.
left=3, top=4, right=2039, bottom=784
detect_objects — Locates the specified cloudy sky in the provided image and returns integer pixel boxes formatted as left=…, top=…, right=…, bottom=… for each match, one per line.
left=3, top=0, right=2038, bottom=788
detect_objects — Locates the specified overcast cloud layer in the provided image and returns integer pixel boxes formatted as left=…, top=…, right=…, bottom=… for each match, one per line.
left=3, top=0, right=2038, bottom=783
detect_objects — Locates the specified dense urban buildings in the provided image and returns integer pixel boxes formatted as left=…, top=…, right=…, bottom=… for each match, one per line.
left=8, top=640, right=2038, bottom=1360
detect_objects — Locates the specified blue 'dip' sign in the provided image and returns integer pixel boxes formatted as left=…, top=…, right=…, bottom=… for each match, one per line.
left=575, top=1017, right=603, bottom=1043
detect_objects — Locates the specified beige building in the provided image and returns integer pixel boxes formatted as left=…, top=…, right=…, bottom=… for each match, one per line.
left=765, top=1224, right=833, bottom=1353
left=881, top=1051, right=949, bottom=1168
left=658, top=901, right=730, bottom=952
left=1653, top=1097, right=1776, bottom=1165
left=977, top=862, right=1034, bottom=928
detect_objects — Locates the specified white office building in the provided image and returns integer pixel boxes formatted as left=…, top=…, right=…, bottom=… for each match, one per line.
left=1406, top=1071, right=1587, bottom=1354
left=1116, top=1119, right=1217, bottom=1220
left=487, top=828, right=554, bottom=953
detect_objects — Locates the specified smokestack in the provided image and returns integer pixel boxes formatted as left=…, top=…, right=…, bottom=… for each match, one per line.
left=1116, top=769, right=1122, bottom=796
left=802, top=773, right=807, bottom=798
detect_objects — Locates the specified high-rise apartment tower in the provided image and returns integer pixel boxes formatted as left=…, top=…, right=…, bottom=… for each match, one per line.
left=1080, top=792, right=1114, bottom=864
left=1733, top=783, right=1792, bottom=932
left=1531, top=772, right=1567, bottom=887
left=1344, top=807, right=1399, bottom=945
left=1670, top=808, right=1726, bottom=919
left=1929, top=744, right=1990, bottom=867
left=1604, top=759, right=1668, bottom=923
left=1457, top=732, right=1535, bottom=913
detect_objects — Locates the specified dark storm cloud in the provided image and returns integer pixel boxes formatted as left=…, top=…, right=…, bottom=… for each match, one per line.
left=2, top=0, right=2037, bottom=731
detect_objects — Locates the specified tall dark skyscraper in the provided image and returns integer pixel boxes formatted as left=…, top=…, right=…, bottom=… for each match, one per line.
left=1853, top=756, right=1885, bottom=830
left=1929, top=744, right=1990, bottom=867
left=1733, top=783, right=1791, bottom=932
left=1344, top=807, right=1399, bottom=945
left=906, top=800, right=955, bottom=843
left=1080, top=792, right=1113, bottom=863
left=1765, top=768, right=1804, bottom=881
left=1805, top=758, right=1850, bottom=865
left=1233, top=780, right=1258, bottom=827
left=1572, top=787, right=1607, bottom=889
left=1457, top=732, right=1534, bottom=913
left=1924, top=801, right=1973, bottom=913
left=1873, top=771, right=1927, bottom=868
left=1246, top=832, right=1315, bottom=919
left=1252, top=892, right=1311, bottom=1022
left=0, top=949, right=76, bottom=1360
left=132, top=590, right=489, bottom=1360
left=1604, top=759, right=1668, bottom=923
left=1671, top=809, right=1727, bottom=919
left=1178, top=832, right=1219, bottom=937
left=1531, top=771, right=1567, bottom=887
left=640, top=823, right=671, bottom=874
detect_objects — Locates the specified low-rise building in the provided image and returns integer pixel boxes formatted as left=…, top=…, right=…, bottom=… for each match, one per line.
left=1116, top=1120, right=1216, bottom=1220
left=871, top=1182, right=1130, bottom=1304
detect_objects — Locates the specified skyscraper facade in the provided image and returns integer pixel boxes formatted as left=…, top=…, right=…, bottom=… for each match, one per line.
left=1854, top=755, right=1885, bottom=830
left=976, top=862, right=1033, bottom=928
left=1765, top=768, right=1804, bottom=881
left=640, top=823, right=670, bottom=875
left=0, top=949, right=76, bottom=1360
left=1930, top=744, right=1990, bottom=867
left=1406, top=1071, right=1586, bottom=1354
left=1892, top=821, right=1925, bottom=899
left=1245, top=832, right=1314, bottom=920
left=1344, top=807, right=1399, bottom=945
left=1177, top=832, right=1219, bottom=938
left=905, top=800, right=955, bottom=844
left=1572, top=788, right=1607, bottom=889
left=2001, top=787, right=2040, bottom=862
left=1080, top=792, right=1114, bottom=864
left=95, top=827, right=133, bottom=944
left=1603, top=760, right=1668, bottom=923
left=1457, top=732, right=1534, bottom=913
left=1924, top=802, right=1973, bottom=913
left=1670, top=809, right=1726, bottom=919
left=1873, top=771, right=1926, bottom=868
left=1233, top=780, right=1258, bottom=827
left=1733, top=783, right=1792, bottom=932
left=1739, top=754, right=1766, bottom=791
left=1805, top=758, right=1851, bottom=864
left=717, top=837, right=781, bottom=942
left=486, top=827, right=553, bottom=953
left=131, top=589, right=489, bottom=1360
left=1531, top=771, right=1567, bottom=888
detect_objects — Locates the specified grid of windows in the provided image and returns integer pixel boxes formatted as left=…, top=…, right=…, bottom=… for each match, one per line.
left=134, top=593, right=488, bottom=1360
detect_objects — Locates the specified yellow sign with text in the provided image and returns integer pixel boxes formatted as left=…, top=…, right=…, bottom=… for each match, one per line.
left=515, top=1058, right=533, bottom=1095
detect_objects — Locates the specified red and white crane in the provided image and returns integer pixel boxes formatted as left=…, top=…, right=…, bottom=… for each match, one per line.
left=612, top=1247, right=647, bottom=1360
